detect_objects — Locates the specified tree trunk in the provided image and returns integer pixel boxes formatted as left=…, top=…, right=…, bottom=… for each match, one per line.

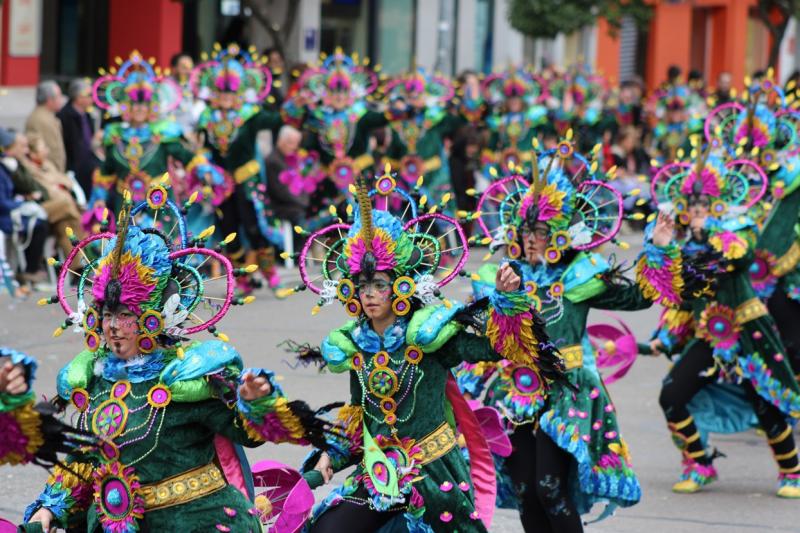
left=767, top=19, right=789, bottom=68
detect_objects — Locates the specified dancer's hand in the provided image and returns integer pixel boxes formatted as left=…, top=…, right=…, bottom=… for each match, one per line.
left=314, top=452, right=334, bottom=484
left=28, top=508, right=54, bottom=532
left=652, top=211, right=675, bottom=247
left=496, top=263, right=521, bottom=292
left=0, top=360, right=27, bottom=395
left=238, top=372, right=272, bottom=401
left=649, top=339, right=664, bottom=357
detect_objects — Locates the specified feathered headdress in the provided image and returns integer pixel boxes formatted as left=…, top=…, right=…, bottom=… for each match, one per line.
left=191, top=43, right=273, bottom=104
left=297, top=48, right=378, bottom=107
left=93, top=50, right=182, bottom=118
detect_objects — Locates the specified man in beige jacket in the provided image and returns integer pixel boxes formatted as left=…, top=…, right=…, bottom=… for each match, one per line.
left=25, top=81, right=66, bottom=172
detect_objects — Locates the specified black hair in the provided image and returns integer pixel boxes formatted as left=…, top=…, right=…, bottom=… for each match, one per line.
left=667, top=65, right=682, bottom=81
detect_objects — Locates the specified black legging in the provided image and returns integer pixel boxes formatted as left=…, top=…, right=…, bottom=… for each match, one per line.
left=22, top=218, right=49, bottom=274
left=309, top=500, right=400, bottom=533
left=659, top=340, right=797, bottom=469
left=506, top=425, right=583, bottom=533
left=767, top=289, right=800, bottom=377
left=217, top=186, right=269, bottom=256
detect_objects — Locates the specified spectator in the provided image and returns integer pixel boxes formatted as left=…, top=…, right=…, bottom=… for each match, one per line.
left=610, top=125, right=652, bottom=225
left=4, top=131, right=82, bottom=265
left=58, top=78, right=98, bottom=199
left=170, top=52, right=194, bottom=84
left=24, top=132, right=85, bottom=260
left=664, top=65, right=682, bottom=89
left=264, top=47, right=287, bottom=108
left=25, top=80, right=66, bottom=172
left=265, top=125, right=308, bottom=249
left=688, top=69, right=706, bottom=96
left=713, top=71, right=733, bottom=104
left=0, top=128, right=49, bottom=292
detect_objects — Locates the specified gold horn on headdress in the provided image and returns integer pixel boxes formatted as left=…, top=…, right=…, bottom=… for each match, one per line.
left=355, top=174, right=373, bottom=251
left=110, top=194, right=133, bottom=280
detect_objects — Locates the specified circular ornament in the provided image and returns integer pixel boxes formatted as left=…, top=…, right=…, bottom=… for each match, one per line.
left=93, top=462, right=144, bottom=531
left=673, top=197, right=688, bottom=214
left=85, top=331, right=102, bottom=352
left=392, top=298, right=411, bottom=316
left=146, top=185, right=168, bottom=210
left=92, top=398, right=130, bottom=439
left=352, top=352, right=364, bottom=370
left=375, top=174, right=397, bottom=195
left=551, top=230, right=571, bottom=251
left=556, top=140, right=574, bottom=159
left=524, top=281, right=538, bottom=297
left=404, top=345, right=423, bottom=365
left=678, top=213, right=690, bottom=226
left=111, top=381, right=131, bottom=399
left=507, top=242, right=522, bottom=259
left=138, top=310, right=164, bottom=336
left=101, top=441, right=120, bottom=461
left=337, top=279, right=355, bottom=302
left=136, top=335, right=157, bottom=354
left=548, top=282, right=565, bottom=299
left=393, top=276, right=416, bottom=298
left=84, top=307, right=100, bottom=332
left=71, top=388, right=90, bottom=412
left=512, top=367, right=543, bottom=395
left=147, top=384, right=172, bottom=409
left=544, top=247, right=561, bottom=264
left=504, top=226, right=518, bottom=244
left=345, top=299, right=362, bottom=317
left=710, top=199, right=727, bottom=217
left=368, top=367, right=400, bottom=398
left=374, top=351, right=390, bottom=368
left=379, top=397, right=398, bottom=415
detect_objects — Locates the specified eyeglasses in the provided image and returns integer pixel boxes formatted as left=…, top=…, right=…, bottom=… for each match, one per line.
left=521, top=227, right=549, bottom=240
left=357, top=280, right=392, bottom=295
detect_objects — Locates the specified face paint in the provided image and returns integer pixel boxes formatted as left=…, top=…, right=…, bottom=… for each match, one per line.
left=358, top=280, right=392, bottom=300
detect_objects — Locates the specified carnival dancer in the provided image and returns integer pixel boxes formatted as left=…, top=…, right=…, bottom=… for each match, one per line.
left=380, top=64, right=475, bottom=204
left=549, top=64, right=607, bottom=153
left=90, top=51, right=221, bottom=213
left=704, top=76, right=800, bottom=378
left=281, top=48, right=387, bottom=203
left=456, top=135, right=647, bottom=532
left=648, top=82, right=706, bottom=163
left=280, top=168, right=563, bottom=533
left=479, top=67, right=549, bottom=179
left=192, top=43, right=284, bottom=295
left=642, top=150, right=800, bottom=498
left=8, top=191, right=329, bottom=532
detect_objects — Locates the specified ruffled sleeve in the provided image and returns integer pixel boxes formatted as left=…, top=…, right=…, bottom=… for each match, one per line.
left=635, top=240, right=684, bottom=308
left=454, top=362, right=498, bottom=398
left=235, top=369, right=311, bottom=445
left=23, top=461, right=95, bottom=530
left=485, top=288, right=541, bottom=364
left=652, top=307, right=696, bottom=353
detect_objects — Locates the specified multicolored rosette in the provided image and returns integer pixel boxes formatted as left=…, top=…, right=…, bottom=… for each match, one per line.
left=41, top=183, right=258, bottom=351
left=279, top=165, right=470, bottom=315
left=93, top=50, right=182, bottom=120
left=190, top=42, right=273, bottom=105
left=92, top=461, right=145, bottom=533
left=467, top=132, right=628, bottom=264
left=650, top=149, right=767, bottom=226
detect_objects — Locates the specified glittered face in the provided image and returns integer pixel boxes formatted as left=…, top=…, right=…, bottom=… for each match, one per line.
left=522, top=223, right=549, bottom=265
left=101, top=306, right=140, bottom=359
left=689, top=194, right=710, bottom=220
left=358, top=272, right=393, bottom=321
left=217, top=91, right=237, bottom=110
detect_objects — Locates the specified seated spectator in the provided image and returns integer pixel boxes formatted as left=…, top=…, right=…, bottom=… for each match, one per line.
left=0, top=128, right=49, bottom=293
left=265, top=125, right=308, bottom=249
left=25, top=80, right=66, bottom=172
left=58, top=78, right=98, bottom=199
left=4, top=131, right=83, bottom=266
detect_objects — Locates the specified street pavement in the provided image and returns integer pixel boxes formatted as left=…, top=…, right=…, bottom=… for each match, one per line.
left=0, top=244, right=798, bottom=532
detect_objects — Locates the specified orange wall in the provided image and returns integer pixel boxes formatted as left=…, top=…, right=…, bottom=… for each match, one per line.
left=108, top=0, right=183, bottom=69
left=595, top=18, right=620, bottom=85
left=645, top=2, right=692, bottom=89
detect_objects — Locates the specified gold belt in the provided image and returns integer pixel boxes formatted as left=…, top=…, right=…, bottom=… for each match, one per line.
left=139, top=463, right=226, bottom=511
left=417, top=423, right=456, bottom=465
left=735, top=298, right=768, bottom=324
left=234, top=159, right=261, bottom=184
left=772, top=242, right=800, bottom=277
left=559, top=344, right=583, bottom=370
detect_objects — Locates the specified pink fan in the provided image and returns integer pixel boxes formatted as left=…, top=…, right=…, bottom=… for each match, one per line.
left=587, top=313, right=638, bottom=385
left=251, top=460, right=315, bottom=533
left=472, top=406, right=513, bottom=457
left=0, top=518, right=15, bottom=533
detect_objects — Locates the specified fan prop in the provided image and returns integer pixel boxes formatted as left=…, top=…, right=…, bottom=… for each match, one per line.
left=403, top=213, right=469, bottom=286
left=703, top=102, right=745, bottom=152
left=475, top=175, right=531, bottom=257
left=471, top=405, right=513, bottom=457
left=251, top=461, right=314, bottom=533
left=587, top=313, right=638, bottom=385
left=572, top=180, right=623, bottom=250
